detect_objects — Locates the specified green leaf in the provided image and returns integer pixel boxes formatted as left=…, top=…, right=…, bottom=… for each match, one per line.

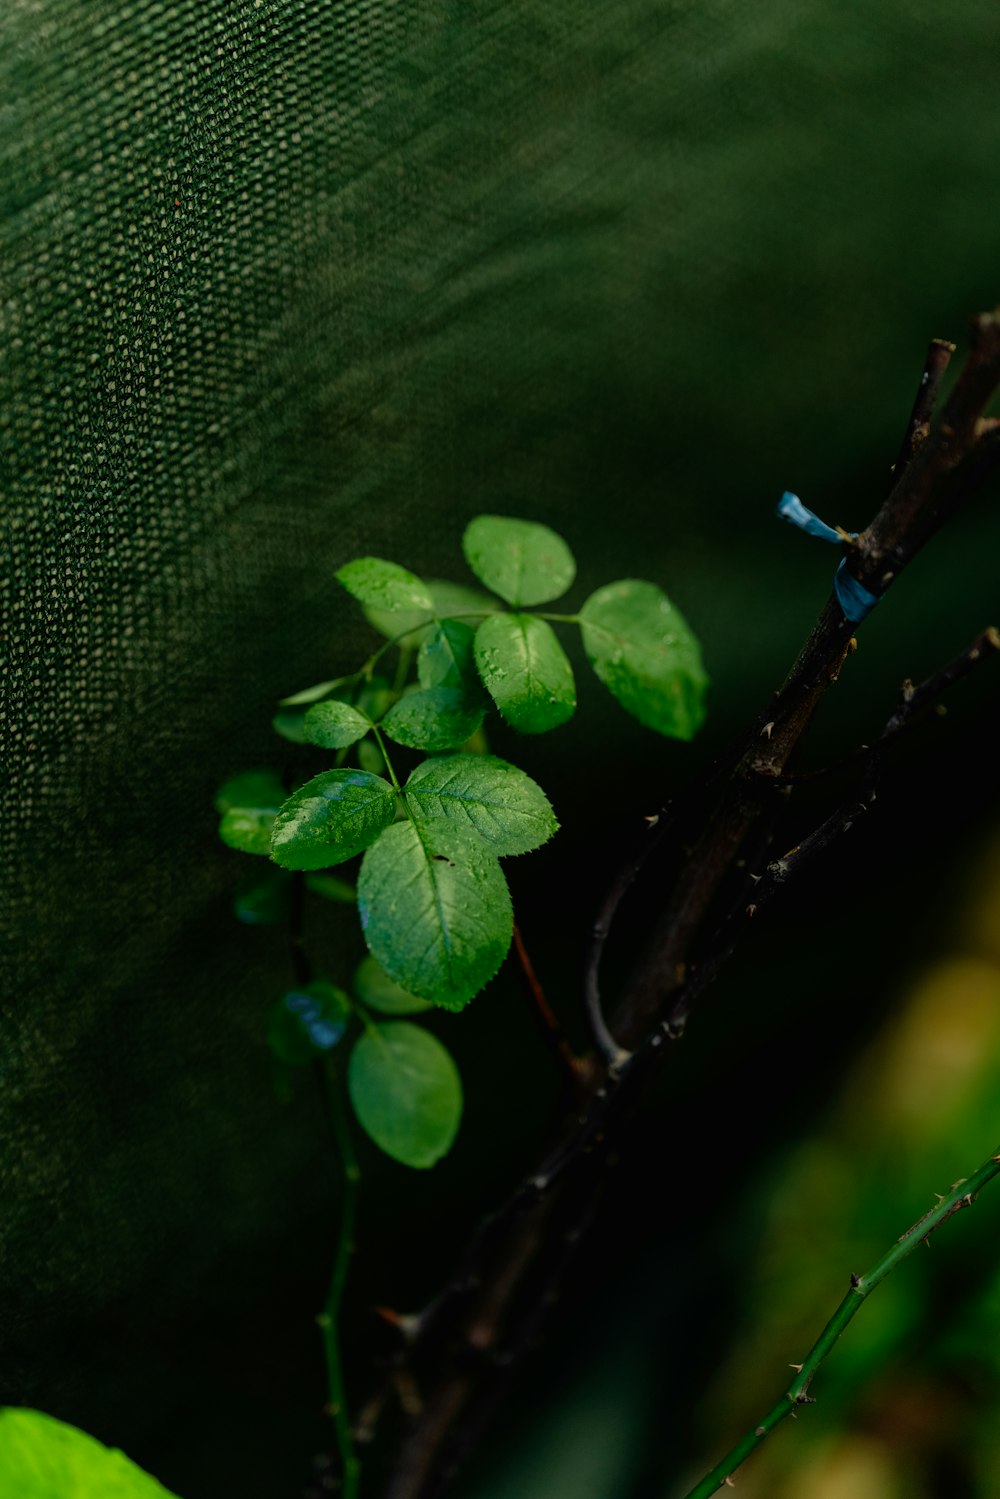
left=306, top=872, right=357, bottom=903
left=303, top=699, right=371, bottom=749
left=353, top=954, right=433, bottom=1014
left=267, top=981, right=352, bottom=1065
left=418, top=618, right=482, bottom=693
left=355, top=677, right=397, bottom=723
left=462, top=514, right=576, bottom=607
left=336, top=557, right=433, bottom=617
left=0, top=1407, right=181, bottom=1499
left=358, top=821, right=512, bottom=1010
left=579, top=579, right=708, bottom=740
left=233, top=868, right=292, bottom=924
left=214, top=769, right=284, bottom=815
left=405, top=753, right=558, bottom=856
left=219, top=806, right=278, bottom=857
left=272, top=707, right=309, bottom=743
left=360, top=578, right=499, bottom=647
left=348, top=1022, right=462, bottom=1167
left=270, top=770, right=397, bottom=870
left=279, top=676, right=354, bottom=706
left=473, top=613, right=576, bottom=733
left=380, top=687, right=485, bottom=752
left=357, top=738, right=386, bottom=776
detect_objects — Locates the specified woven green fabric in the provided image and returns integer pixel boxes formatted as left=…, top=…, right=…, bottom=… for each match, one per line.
left=4, top=3, right=1000, bottom=1496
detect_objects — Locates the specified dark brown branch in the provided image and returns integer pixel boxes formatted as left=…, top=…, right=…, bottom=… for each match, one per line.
left=368, top=318, right=1000, bottom=1499
left=614, top=311, right=1000, bottom=1047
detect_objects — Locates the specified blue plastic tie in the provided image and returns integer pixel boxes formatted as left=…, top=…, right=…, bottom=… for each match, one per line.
left=776, top=491, right=844, bottom=544
left=776, top=491, right=879, bottom=624
left=833, top=559, right=879, bottom=623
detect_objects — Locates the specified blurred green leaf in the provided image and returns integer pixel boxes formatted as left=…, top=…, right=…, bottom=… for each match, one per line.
left=303, top=699, right=371, bottom=749
left=353, top=954, right=433, bottom=1015
left=336, top=557, right=433, bottom=616
left=357, top=738, right=386, bottom=776
left=360, top=578, right=499, bottom=647
left=267, top=981, right=352, bottom=1065
left=278, top=676, right=354, bottom=707
left=233, top=868, right=292, bottom=924
left=305, top=872, right=357, bottom=904
left=214, top=769, right=284, bottom=815
left=418, top=618, right=482, bottom=694
left=218, top=806, right=278, bottom=857
left=272, top=707, right=310, bottom=743
left=348, top=1021, right=462, bottom=1167
left=0, top=1408, right=180, bottom=1498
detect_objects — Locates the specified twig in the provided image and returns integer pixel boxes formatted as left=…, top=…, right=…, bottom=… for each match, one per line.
left=583, top=808, right=672, bottom=1069
left=681, top=1146, right=1000, bottom=1499
left=886, top=337, right=955, bottom=494
left=511, top=924, right=589, bottom=1088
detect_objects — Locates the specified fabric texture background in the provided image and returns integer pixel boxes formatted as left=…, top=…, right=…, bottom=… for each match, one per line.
left=3, top=4, right=1000, bottom=1496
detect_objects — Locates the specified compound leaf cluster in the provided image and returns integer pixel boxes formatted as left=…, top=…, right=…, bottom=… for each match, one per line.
left=216, top=513, right=706, bottom=1164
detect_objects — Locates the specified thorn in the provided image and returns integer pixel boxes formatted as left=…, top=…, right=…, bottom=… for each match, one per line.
left=644, top=813, right=660, bottom=826
left=749, top=872, right=761, bottom=883
left=374, top=1306, right=421, bottom=1340
left=932, top=1192, right=945, bottom=1202
left=724, top=1479, right=736, bottom=1489
left=848, top=636, right=859, bottom=653
left=789, top=1362, right=803, bottom=1373
left=746, top=903, right=758, bottom=917
left=761, top=721, right=774, bottom=739
left=374, top=1305, right=404, bottom=1327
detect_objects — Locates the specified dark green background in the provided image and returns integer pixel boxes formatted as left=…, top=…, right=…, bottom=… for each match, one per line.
left=3, top=3, right=1000, bottom=1496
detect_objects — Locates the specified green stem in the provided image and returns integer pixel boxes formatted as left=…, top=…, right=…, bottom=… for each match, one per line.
left=533, top=611, right=580, bottom=624
left=370, top=724, right=402, bottom=797
left=683, top=1144, right=1000, bottom=1499
left=317, top=1062, right=362, bottom=1499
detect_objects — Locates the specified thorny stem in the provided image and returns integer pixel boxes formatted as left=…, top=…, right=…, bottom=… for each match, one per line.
left=364, top=316, right=1000, bottom=1499
left=317, top=1061, right=362, bottom=1499
left=614, top=316, right=1000, bottom=1046
left=682, top=1146, right=1000, bottom=1499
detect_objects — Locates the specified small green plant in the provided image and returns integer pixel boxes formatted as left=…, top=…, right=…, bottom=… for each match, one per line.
left=215, top=513, right=707, bottom=1169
